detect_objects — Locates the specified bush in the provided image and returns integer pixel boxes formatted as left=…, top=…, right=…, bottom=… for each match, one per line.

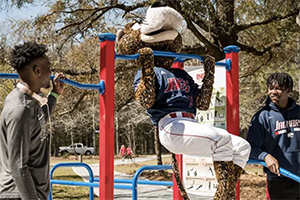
left=62, top=153, right=69, bottom=159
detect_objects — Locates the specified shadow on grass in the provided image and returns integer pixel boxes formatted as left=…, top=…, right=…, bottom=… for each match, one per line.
left=52, top=188, right=98, bottom=199
left=53, top=175, right=81, bottom=180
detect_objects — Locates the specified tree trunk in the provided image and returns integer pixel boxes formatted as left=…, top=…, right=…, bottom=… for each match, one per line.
left=132, top=125, right=136, bottom=154
left=52, top=131, right=59, bottom=157
left=93, top=130, right=96, bottom=155
left=71, top=132, right=75, bottom=157
left=144, top=139, right=147, bottom=154
left=115, top=114, right=119, bottom=155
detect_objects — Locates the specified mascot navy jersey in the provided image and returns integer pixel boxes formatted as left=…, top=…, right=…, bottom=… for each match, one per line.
left=133, top=66, right=199, bottom=126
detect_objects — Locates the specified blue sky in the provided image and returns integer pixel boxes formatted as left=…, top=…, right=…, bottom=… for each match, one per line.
left=0, top=2, right=50, bottom=29
left=0, top=2, right=52, bottom=44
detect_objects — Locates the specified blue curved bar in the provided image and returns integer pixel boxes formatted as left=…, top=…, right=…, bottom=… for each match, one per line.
left=0, top=73, right=17, bottom=79
left=115, top=51, right=231, bottom=70
left=98, top=33, right=116, bottom=42
left=99, top=33, right=233, bottom=70
left=247, top=159, right=300, bottom=183
left=174, top=58, right=186, bottom=63
left=132, top=165, right=173, bottom=200
left=116, top=54, right=139, bottom=60
left=94, top=177, right=173, bottom=187
left=0, top=73, right=105, bottom=94
left=51, top=179, right=99, bottom=187
left=225, top=59, right=232, bottom=71
left=223, top=45, right=240, bottom=53
left=114, top=184, right=133, bottom=190
left=49, top=162, right=95, bottom=200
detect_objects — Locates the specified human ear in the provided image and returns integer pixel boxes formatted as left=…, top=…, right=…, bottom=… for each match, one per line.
left=33, top=65, right=41, bottom=75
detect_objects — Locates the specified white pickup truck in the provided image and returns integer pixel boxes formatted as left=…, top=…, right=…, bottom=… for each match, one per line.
left=59, top=143, right=95, bottom=156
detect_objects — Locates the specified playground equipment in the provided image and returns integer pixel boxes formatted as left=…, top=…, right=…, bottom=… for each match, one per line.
left=98, top=33, right=241, bottom=200
left=1, top=32, right=299, bottom=200
left=48, top=162, right=174, bottom=200
left=0, top=33, right=239, bottom=200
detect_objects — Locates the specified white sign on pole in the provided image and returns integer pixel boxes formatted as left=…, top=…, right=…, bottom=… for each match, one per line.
left=183, top=65, right=226, bottom=199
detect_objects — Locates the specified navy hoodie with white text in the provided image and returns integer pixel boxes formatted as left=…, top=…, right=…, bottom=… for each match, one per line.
left=247, top=97, right=300, bottom=180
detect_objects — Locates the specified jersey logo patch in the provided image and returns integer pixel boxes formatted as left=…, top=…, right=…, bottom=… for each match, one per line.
left=165, top=77, right=190, bottom=93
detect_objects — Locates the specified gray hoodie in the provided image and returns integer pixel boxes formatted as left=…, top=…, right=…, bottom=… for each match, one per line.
left=0, top=88, right=57, bottom=200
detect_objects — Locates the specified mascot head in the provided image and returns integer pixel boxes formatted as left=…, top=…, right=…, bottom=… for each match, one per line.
left=117, top=1, right=183, bottom=68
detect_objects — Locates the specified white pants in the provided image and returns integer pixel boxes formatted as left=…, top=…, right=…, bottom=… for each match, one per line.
left=158, top=113, right=251, bottom=168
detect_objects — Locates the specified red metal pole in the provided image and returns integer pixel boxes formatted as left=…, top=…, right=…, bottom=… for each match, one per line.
left=266, top=178, right=270, bottom=200
left=99, top=33, right=116, bottom=200
left=224, top=45, right=240, bottom=200
left=172, top=61, right=184, bottom=69
left=171, top=61, right=184, bottom=200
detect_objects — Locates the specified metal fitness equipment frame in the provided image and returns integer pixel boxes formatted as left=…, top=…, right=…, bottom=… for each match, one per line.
left=98, top=32, right=240, bottom=200
left=1, top=34, right=299, bottom=200
left=0, top=33, right=239, bottom=199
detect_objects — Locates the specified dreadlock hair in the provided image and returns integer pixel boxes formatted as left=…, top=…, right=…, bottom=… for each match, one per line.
left=267, top=72, right=293, bottom=91
left=9, top=41, right=48, bottom=71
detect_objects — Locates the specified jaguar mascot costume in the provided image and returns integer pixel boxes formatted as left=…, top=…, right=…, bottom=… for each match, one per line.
left=116, top=1, right=249, bottom=199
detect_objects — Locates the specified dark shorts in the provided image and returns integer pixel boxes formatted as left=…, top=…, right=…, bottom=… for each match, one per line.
left=268, top=178, right=300, bottom=200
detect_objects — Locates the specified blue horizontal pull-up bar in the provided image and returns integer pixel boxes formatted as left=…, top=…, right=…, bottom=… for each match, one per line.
left=0, top=73, right=105, bottom=94
left=247, top=159, right=300, bottom=183
left=115, top=51, right=232, bottom=71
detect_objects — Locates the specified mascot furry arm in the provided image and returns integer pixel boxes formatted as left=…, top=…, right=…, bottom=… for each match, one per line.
left=196, top=55, right=215, bottom=110
left=135, top=47, right=156, bottom=109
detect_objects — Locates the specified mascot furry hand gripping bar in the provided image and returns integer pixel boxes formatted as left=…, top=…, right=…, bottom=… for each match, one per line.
left=117, top=1, right=251, bottom=200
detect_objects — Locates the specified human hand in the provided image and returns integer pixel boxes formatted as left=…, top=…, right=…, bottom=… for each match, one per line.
left=264, top=154, right=280, bottom=176
left=52, top=73, right=66, bottom=95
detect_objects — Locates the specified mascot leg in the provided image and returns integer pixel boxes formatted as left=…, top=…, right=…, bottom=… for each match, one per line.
left=226, top=133, right=250, bottom=199
left=171, top=153, right=190, bottom=200
left=213, top=161, right=234, bottom=200
left=226, top=164, right=244, bottom=200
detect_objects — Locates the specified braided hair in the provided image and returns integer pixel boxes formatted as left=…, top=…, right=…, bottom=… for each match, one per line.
left=267, top=73, right=293, bottom=91
left=9, top=42, right=48, bottom=71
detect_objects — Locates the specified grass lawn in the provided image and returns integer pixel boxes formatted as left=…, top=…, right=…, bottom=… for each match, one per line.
left=114, top=156, right=172, bottom=175
left=50, top=167, right=98, bottom=200
left=50, top=156, right=99, bottom=199
left=50, top=155, right=100, bottom=165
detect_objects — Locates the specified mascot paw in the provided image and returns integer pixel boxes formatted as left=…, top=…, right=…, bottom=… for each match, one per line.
left=136, top=47, right=155, bottom=75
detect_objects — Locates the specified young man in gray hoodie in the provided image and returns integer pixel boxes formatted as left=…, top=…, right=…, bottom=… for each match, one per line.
left=0, top=42, right=65, bottom=200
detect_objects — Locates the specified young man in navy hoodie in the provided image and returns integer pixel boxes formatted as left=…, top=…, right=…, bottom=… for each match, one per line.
left=247, top=73, right=300, bottom=199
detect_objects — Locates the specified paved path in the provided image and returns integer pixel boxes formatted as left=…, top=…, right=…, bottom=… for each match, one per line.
left=73, top=155, right=212, bottom=200
left=72, top=155, right=174, bottom=199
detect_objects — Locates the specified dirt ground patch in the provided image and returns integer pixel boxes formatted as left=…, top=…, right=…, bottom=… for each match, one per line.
left=115, top=162, right=267, bottom=200
left=240, top=173, right=266, bottom=200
